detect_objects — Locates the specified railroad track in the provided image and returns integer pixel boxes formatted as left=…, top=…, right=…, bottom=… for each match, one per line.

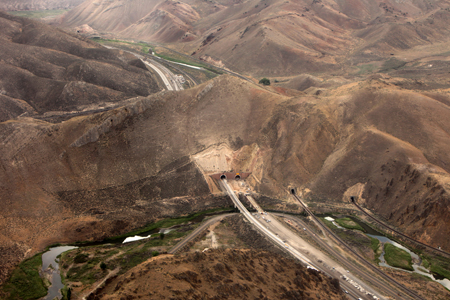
left=291, top=193, right=425, bottom=300
left=352, top=201, right=450, bottom=257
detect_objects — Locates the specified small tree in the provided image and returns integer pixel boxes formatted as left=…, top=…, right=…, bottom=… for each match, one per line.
left=100, top=262, right=107, bottom=271
left=259, top=78, right=270, bottom=85
left=152, top=251, right=160, bottom=257
left=159, top=232, right=165, bottom=240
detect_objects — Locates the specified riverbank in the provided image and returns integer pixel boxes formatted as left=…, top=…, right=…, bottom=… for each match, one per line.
left=0, top=207, right=234, bottom=300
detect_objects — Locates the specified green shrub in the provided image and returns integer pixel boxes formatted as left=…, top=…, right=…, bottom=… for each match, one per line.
left=100, top=262, right=107, bottom=270
left=259, top=78, right=270, bottom=85
left=152, top=251, right=160, bottom=257
left=74, top=253, right=89, bottom=264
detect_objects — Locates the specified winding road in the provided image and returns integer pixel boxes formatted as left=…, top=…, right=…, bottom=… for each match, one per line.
left=168, top=213, right=236, bottom=254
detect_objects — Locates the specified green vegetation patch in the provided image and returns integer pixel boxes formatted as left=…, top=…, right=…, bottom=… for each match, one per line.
left=417, top=252, right=450, bottom=280
left=62, top=210, right=219, bottom=288
left=384, top=243, right=413, bottom=271
left=2, top=253, right=47, bottom=300
left=102, top=207, right=231, bottom=243
left=370, top=237, right=380, bottom=252
left=91, top=38, right=222, bottom=75
left=8, top=9, right=69, bottom=19
left=380, top=58, right=407, bottom=72
left=421, top=258, right=430, bottom=269
left=429, top=260, right=450, bottom=281
left=356, top=64, right=377, bottom=75
left=335, top=217, right=365, bottom=232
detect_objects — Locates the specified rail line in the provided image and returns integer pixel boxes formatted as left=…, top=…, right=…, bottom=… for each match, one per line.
left=291, top=193, right=425, bottom=300
left=352, top=201, right=450, bottom=257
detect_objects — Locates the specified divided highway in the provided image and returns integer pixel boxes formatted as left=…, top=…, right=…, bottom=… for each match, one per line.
left=291, top=193, right=425, bottom=300
left=102, top=45, right=183, bottom=91
left=221, top=179, right=378, bottom=300
left=141, top=59, right=184, bottom=91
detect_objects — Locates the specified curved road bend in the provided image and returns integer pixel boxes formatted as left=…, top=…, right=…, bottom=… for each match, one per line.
left=292, top=194, right=425, bottom=300
left=141, top=59, right=175, bottom=91
left=145, top=58, right=184, bottom=91
left=221, top=180, right=370, bottom=300
left=168, top=213, right=236, bottom=254
left=352, top=201, right=450, bottom=257
left=102, top=45, right=182, bottom=91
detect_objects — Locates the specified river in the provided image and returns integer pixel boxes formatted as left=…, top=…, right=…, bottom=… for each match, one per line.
left=325, top=215, right=450, bottom=290
left=41, top=246, right=77, bottom=300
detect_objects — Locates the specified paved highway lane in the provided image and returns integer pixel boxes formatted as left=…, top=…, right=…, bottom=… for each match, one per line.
left=291, top=193, right=425, bottom=300
left=168, top=213, right=236, bottom=254
left=142, top=60, right=174, bottom=91
left=221, top=180, right=376, bottom=300
left=102, top=45, right=183, bottom=91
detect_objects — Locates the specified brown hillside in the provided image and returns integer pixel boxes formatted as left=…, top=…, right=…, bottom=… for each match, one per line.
left=0, top=75, right=284, bottom=285
left=90, top=249, right=346, bottom=300
left=0, top=12, right=161, bottom=121
left=60, top=0, right=450, bottom=76
left=0, top=0, right=85, bottom=11
left=256, top=82, right=450, bottom=249
left=2, top=72, right=450, bottom=285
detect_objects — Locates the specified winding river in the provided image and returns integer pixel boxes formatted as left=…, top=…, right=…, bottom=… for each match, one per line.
left=326, top=215, right=450, bottom=290
left=41, top=246, right=77, bottom=300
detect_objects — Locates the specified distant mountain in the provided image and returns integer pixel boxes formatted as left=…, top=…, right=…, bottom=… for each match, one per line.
left=60, top=0, right=450, bottom=76
left=0, top=11, right=161, bottom=122
left=0, top=0, right=85, bottom=11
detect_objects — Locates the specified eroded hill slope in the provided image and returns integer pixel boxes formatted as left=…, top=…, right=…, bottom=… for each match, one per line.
left=91, top=249, right=346, bottom=300
left=0, top=12, right=161, bottom=122
left=0, top=0, right=85, bottom=11
left=2, top=74, right=450, bottom=286
left=60, top=0, right=450, bottom=76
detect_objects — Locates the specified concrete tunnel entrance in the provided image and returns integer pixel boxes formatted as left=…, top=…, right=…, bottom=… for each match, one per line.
left=220, top=174, right=227, bottom=180
left=235, top=175, right=241, bottom=180
left=291, top=188, right=296, bottom=195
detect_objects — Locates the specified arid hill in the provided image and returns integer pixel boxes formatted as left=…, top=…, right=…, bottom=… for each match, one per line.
left=2, top=70, right=450, bottom=286
left=0, top=0, right=85, bottom=11
left=60, top=0, right=450, bottom=76
left=0, top=11, right=161, bottom=122
left=89, top=249, right=346, bottom=300
left=2, top=1, right=450, bottom=292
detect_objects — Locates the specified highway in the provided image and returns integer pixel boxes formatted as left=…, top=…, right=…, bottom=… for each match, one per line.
left=168, top=213, right=236, bottom=254
left=102, top=45, right=183, bottom=91
left=141, top=60, right=176, bottom=91
left=291, top=193, right=425, bottom=300
left=142, top=58, right=184, bottom=91
left=221, top=179, right=376, bottom=300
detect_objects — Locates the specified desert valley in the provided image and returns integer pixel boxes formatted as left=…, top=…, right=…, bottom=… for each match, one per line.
left=1, top=0, right=450, bottom=299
